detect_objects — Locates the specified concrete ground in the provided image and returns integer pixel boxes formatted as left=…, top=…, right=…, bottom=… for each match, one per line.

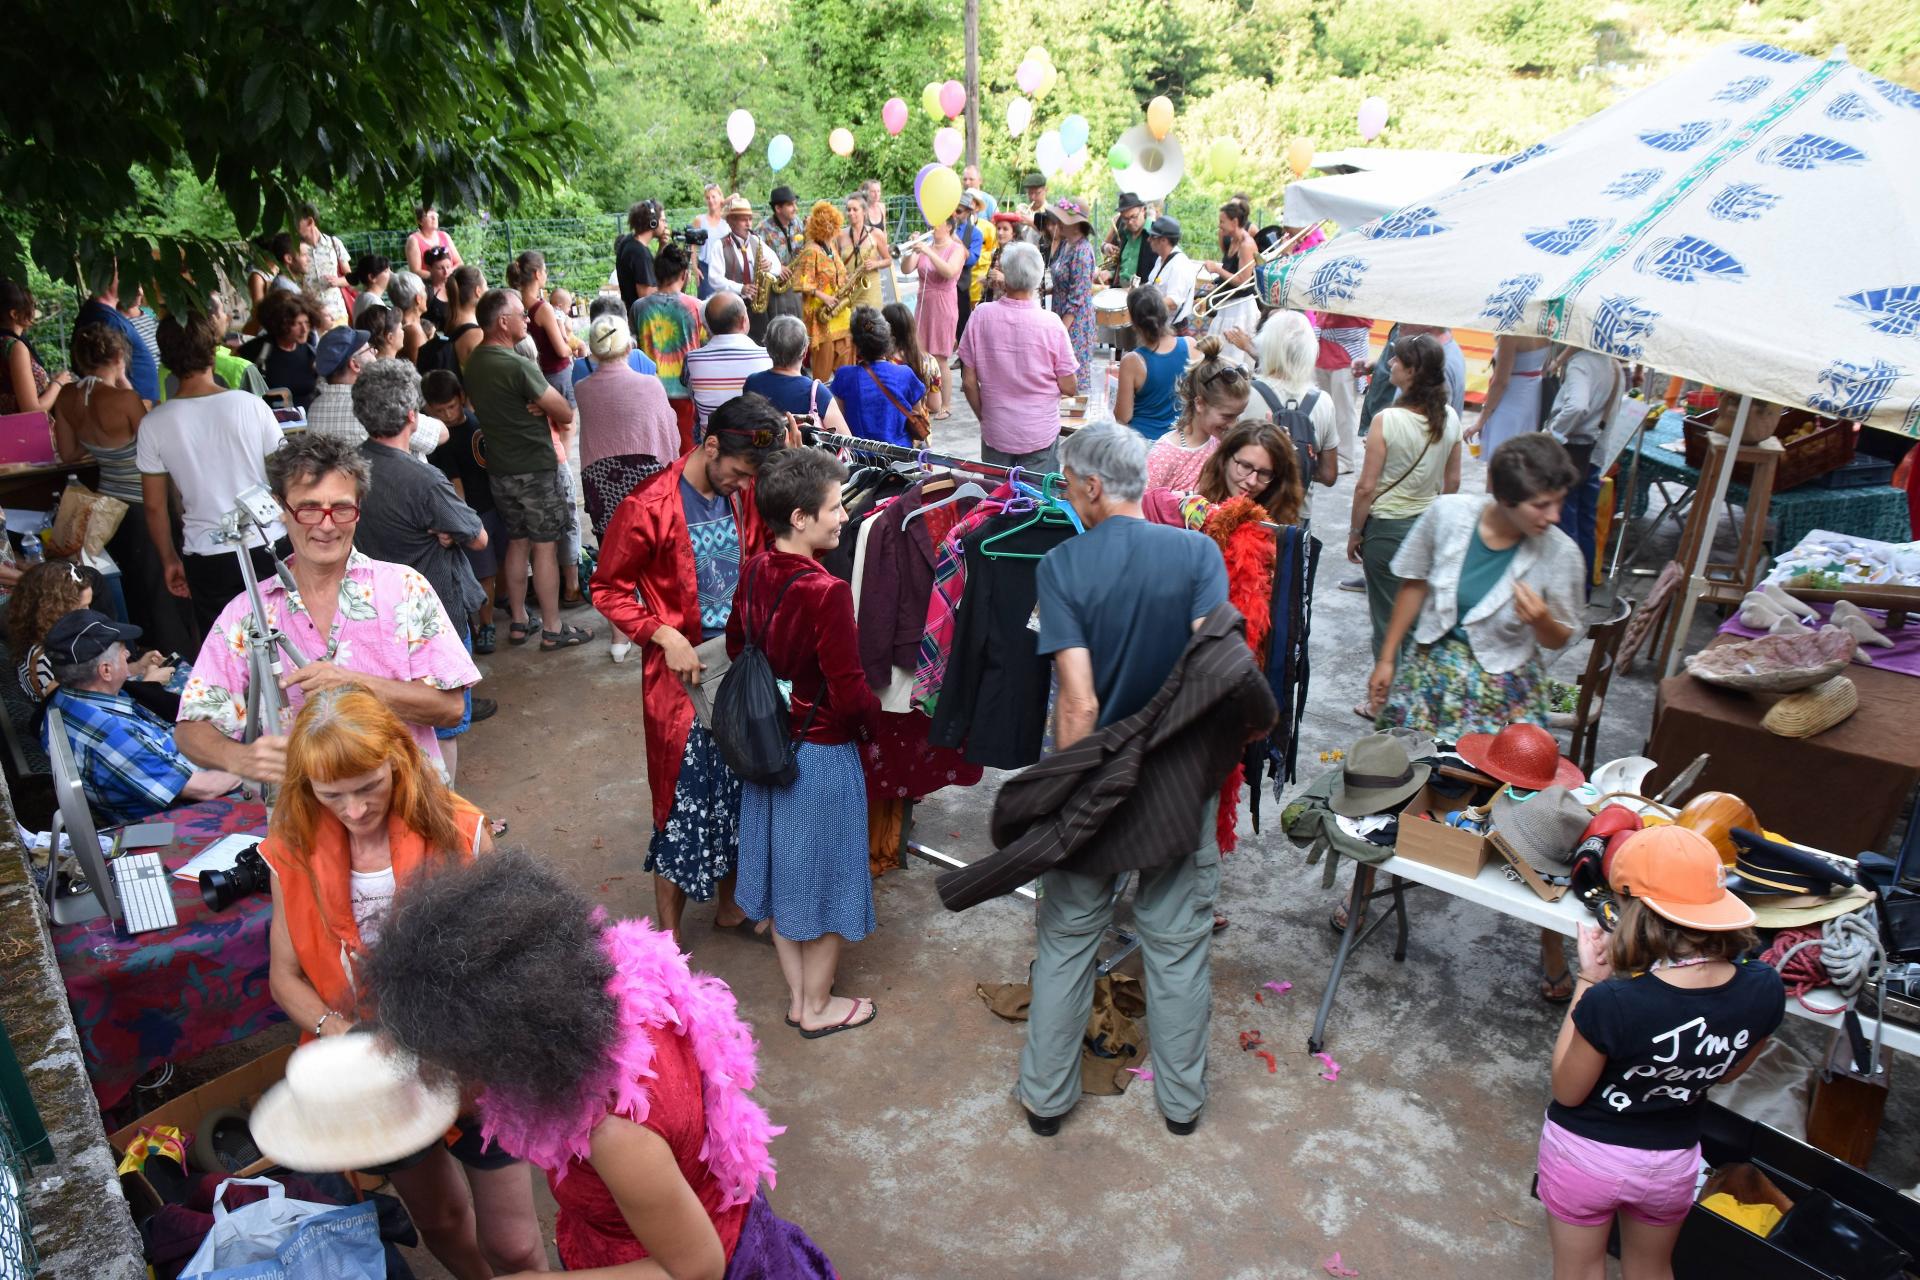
left=165, top=373, right=1920, bottom=1279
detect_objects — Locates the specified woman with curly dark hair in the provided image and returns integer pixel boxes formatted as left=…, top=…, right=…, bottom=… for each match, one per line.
left=258, top=687, right=545, bottom=1280
left=1193, top=419, right=1304, bottom=526
left=365, top=846, right=836, bottom=1277
left=246, top=288, right=326, bottom=408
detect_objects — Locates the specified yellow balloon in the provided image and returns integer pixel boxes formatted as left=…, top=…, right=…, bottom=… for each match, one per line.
left=919, top=165, right=962, bottom=225
left=1206, top=138, right=1241, bottom=176
left=1024, top=45, right=1051, bottom=67
left=829, top=127, right=856, bottom=157
left=921, top=81, right=944, bottom=121
left=1287, top=137, right=1315, bottom=178
left=1146, top=95, right=1174, bottom=142
left=1035, top=62, right=1058, bottom=99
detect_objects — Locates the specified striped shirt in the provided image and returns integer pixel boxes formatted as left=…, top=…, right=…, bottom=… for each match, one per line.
left=683, top=334, right=772, bottom=437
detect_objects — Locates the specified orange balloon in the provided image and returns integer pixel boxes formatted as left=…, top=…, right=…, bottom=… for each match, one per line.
left=1286, top=138, right=1315, bottom=178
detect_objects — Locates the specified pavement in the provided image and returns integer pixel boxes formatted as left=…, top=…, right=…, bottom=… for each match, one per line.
left=185, top=366, right=1920, bottom=1278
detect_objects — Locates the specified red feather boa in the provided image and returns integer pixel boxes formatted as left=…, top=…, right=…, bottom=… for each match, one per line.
left=1202, top=498, right=1277, bottom=853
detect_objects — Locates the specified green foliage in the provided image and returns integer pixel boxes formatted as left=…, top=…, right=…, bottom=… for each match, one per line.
left=1477, top=0, right=1599, bottom=74
left=0, top=0, right=646, bottom=305
left=1318, top=3, right=1444, bottom=78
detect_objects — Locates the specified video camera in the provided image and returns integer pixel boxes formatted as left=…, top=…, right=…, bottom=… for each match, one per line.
left=674, top=225, right=710, bottom=249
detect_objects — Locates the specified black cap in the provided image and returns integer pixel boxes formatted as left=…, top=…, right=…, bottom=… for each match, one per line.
left=45, top=609, right=142, bottom=668
left=1725, top=828, right=1860, bottom=897
left=1023, top=171, right=1047, bottom=190
left=770, top=185, right=796, bottom=207
left=1116, top=192, right=1145, bottom=211
left=1148, top=214, right=1182, bottom=242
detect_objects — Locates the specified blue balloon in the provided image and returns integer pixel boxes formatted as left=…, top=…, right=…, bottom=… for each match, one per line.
left=1059, top=114, right=1090, bottom=156
left=767, top=134, right=794, bottom=172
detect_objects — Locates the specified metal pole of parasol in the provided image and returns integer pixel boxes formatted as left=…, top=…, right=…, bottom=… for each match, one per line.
left=1661, top=394, right=1753, bottom=678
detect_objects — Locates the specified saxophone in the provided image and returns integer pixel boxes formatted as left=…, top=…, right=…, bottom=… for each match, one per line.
left=748, top=236, right=776, bottom=315
left=830, top=243, right=877, bottom=317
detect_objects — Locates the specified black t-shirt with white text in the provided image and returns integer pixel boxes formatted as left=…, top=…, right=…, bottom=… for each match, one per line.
left=1549, top=960, right=1785, bottom=1149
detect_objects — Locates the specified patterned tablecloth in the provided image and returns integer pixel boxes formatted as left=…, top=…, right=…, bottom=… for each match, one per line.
left=1622, top=412, right=1909, bottom=551
left=50, top=797, right=279, bottom=1111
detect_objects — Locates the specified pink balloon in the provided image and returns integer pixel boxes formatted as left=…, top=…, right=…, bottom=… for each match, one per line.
left=934, top=126, right=963, bottom=167
left=939, top=79, right=966, bottom=119
left=1016, top=59, right=1043, bottom=95
left=883, top=96, right=909, bottom=136
left=1358, top=96, right=1390, bottom=141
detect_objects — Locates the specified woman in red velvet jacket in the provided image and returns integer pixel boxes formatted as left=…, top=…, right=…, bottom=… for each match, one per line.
left=726, top=447, right=888, bottom=1038
left=589, top=409, right=777, bottom=943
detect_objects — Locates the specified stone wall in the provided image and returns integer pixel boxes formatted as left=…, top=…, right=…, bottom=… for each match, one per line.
left=0, top=779, right=145, bottom=1278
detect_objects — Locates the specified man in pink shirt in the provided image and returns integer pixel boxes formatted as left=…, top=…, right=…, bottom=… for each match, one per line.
left=956, top=241, right=1079, bottom=472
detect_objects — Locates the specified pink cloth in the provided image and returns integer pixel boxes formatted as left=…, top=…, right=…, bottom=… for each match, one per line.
left=1145, top=434, right=1217, bottom=491
left=179, top=551, right=481, bottom=771
left=1536, top=1117, right=1699, bottom=1228
left=914, top=245, right=963, bottom=357
left=576, top=358, right=681, bottom=469
left=954, top=297, right=1077, bottom=455
left=1718, top=603, right=1920, bottom=679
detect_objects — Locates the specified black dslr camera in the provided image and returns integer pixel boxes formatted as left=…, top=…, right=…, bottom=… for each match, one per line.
left=200, top=844, right=271, bottom=912
left=676, top=225, right=710, bottom=248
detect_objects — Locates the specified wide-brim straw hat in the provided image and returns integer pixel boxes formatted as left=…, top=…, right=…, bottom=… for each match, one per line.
left=1329, top=733, right=1431, bottom=817
left=722, top=195, right=755, bottom=218
left=1745, top=883, right=1875, bottom=928
left=1049, top=198, right=1093, bottom=229
left=251, top=1035, right=461, bottom=1173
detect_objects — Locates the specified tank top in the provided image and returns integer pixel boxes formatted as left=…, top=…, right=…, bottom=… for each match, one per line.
left=1128, top=337, right=1187, bottom=440
left=71, top=380, right=144, bottom=502
left=1371, top=405, right=1462, bottom=521
left=528, top=299, right=572, bottom=376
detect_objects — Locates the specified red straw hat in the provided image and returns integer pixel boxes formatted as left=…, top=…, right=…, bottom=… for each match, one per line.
left=1453, top=723, right=1585, bottom=791
left=1606, top=827, right=1756, bottom=931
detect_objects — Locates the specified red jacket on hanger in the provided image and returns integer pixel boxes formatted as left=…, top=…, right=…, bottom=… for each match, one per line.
left=591, top=455, right=769, bottom=829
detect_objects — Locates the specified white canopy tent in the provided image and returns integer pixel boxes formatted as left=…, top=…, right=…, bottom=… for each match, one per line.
left=1285, top=150, right=1495, bottom=230
left=1270, top=41, right=1920, bottom=670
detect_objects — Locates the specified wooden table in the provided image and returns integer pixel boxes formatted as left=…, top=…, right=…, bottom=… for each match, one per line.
left=1648, top=639, right=1920, bottom=854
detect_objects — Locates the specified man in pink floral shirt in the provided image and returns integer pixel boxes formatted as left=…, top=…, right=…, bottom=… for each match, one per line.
left=176, top=435, right=479, bottom=783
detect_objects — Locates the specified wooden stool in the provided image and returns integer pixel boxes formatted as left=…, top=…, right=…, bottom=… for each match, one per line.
left=1651, top=434, right=1780, bottom=672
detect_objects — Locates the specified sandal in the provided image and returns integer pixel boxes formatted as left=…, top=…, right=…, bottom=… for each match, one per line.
left=1352, top=701, right=1378, bottom=723
left=1539, top=965, right=1574, bottom=1004
left=1329, top=901, right=1369, bottom=935
left=490, top=819, right=510, bottom=838
left=1212, top=912, right=1230, bottom=933
left=541, top=624, right=595, bottom=651
left=508, top=621, right=535, bottom=646
left=799, top=997, right=878, bottom=1039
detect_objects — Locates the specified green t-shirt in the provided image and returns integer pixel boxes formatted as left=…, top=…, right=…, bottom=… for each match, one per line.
left=1452, top=527, right=1518, bottom=640
left=463, top=343, right=557, bottom=476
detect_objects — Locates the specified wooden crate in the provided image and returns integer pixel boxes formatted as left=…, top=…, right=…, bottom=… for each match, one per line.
left=1684, top=407, right=1855, bottom=492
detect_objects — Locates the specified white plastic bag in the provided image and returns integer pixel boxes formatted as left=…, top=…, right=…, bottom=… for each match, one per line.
left=180, top=1176, right=385, bottom=1280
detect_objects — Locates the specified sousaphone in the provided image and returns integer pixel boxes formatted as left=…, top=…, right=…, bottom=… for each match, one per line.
left=1112, top=125, right=1184, bottom=204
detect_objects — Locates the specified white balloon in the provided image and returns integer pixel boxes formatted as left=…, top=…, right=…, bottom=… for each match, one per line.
left=726, top=108, right=755, bottom=155
left=1035, top=129, right=1065, bottom=178
left=1006, top=96, right=1033, bottom=138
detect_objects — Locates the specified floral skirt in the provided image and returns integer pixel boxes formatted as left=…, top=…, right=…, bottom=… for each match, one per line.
left=645, top=723, right=741, bottom=901
left=1380, top=633, right=1552, bottom=741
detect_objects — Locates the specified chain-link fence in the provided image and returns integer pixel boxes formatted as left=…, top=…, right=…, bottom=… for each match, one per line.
left=0, top=1111, right=37, bottom=1280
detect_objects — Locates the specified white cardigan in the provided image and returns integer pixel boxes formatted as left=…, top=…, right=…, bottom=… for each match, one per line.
left=1389, top=493, right=1587, bottom=674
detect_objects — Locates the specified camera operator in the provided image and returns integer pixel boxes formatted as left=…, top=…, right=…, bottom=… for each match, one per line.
left=616, top=199, right=662, bottom=312
left=176, top=434, right=480, bottom=786
left=41, top=609, right=241, bottom=826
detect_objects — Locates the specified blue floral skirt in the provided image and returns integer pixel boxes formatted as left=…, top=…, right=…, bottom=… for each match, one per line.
left=645, top=723, right=741, bottom=901
left=1380, top=633, right=1552, bottom=741
left=736, top=741, right=875, bottom=943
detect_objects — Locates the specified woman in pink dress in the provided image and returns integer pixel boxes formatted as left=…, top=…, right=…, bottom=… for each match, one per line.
left=900, top=220, right=966, bottom=419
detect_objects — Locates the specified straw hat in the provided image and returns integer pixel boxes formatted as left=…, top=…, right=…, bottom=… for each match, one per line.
left=1746, top=883, right=1874, bottom=928
left=723, top=195, right=755, bottom=218
left=1490, top=785, right=1594, bottom=875
left=1761, top=675, right=1858, bottom=738
left=1454, top=723, right=1585, bottom=791
left=250, top=1035, right=460, bottom=1173
left=1049, top=197, right=1093, bottom=229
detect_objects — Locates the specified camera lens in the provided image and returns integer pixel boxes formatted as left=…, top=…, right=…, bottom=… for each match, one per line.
left=199, top=845, right=271, bottom=912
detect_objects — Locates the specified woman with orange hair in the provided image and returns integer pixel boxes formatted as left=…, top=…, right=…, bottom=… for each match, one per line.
left=260, top=686, right=547, bottom=1280
left=790, top=200, right=852, bottom=380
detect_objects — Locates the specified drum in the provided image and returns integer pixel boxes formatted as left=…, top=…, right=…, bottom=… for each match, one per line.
left=1093, top=288, right=1130, bottom=330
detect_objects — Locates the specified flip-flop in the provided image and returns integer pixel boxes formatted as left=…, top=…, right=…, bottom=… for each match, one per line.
left=1352, top=701, right=1377, bottom=722
left=508, top=621, right=535, bottom=646
left=1540, top=965, right=1574, bottom=1004
left=489, top=819, right=510, bottom=838
left=1212, top=912, right=1230, bottom=933
left=799, top=998, right=877, bottom=1039
left=541, top=624, right=595, bottom=651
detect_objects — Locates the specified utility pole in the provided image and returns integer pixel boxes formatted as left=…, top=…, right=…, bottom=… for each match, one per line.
left=964, top=0, right=980, bottom=166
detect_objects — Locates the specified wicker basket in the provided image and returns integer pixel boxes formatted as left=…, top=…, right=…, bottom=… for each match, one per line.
left=1683, top=627, right=1857, bottom=692
left=1762, top=675, right=1859, bottom=738
left=1683, top=406, right=1855, bottom=492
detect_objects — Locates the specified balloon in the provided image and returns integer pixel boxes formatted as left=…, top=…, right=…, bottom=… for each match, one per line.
left=1206, top=137, right=1241, bottom=176
left=1061, top=147, right=1088, bottom=176
left=1035, top=130, right=1065, bottom=178
left=883, top=97, right=909, bottom=136
left=1059, top=114, right=1090, bottom=156
left=1146, top=95, right=1174, bottom=142
left=1016, top=59, right=1044, bottom=94
left=1107, top=142, right=1132, bottom=170
left=914, top=162, right=939, bottom=205
left=1358, top=96, right=1389, bottom=141
left=921, top=82, right=944, bottom=121
left=726, top=109, right=755, bottom=155
left=939, top=79, right=966, bottom=119
left=1287, top=137, right=1315, bottom=177
left=919, top=165, right=961, bottom=225
left=767, top=134, right=793, bottom=172
left=1035, top=62, right=1058, bottom=99
left=1006, top=96, right=1033, bottom=138
left=1024, top=45, right=1050, bottom=66
left=829, top=127, right=856, bottom=158
left=934, top=126, right=964, bottom=166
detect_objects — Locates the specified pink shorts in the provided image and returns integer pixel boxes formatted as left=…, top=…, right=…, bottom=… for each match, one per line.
left=1536, top=1117, right=1699, bottom=1228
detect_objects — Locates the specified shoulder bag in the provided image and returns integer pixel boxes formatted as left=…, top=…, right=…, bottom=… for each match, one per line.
left=861, top=361, right=931, bottom=442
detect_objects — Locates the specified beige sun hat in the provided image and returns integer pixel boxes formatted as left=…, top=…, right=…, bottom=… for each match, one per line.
left=250, top=1035, right=460, bottom=1173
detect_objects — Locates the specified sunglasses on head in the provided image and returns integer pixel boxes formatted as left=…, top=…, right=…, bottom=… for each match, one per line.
left=714, top=427, right=781, bottom=448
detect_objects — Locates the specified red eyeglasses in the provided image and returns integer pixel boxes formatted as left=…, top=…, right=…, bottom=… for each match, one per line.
left=287, top=503, right=361, bottom=526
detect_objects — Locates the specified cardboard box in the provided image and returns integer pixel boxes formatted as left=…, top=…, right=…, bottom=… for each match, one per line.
left=1393, top=783, right=1491, bottom=877
left=110, top=1044, right=292, bottom=1216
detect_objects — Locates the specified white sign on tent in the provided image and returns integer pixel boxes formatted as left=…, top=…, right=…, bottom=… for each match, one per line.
left=1271, top=41, right=1920, bottom=437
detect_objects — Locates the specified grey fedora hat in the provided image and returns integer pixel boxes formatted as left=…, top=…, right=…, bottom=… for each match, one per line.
left=1330, top=734, right=1431, bottom=817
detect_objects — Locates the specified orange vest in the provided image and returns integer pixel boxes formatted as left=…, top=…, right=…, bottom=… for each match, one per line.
left=262, top=795, right=485, bottom=1033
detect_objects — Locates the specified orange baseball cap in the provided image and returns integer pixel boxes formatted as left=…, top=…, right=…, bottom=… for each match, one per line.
left=1606, top=827, right=1756, bottom=931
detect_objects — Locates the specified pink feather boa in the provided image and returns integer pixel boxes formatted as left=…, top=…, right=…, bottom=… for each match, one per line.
left=476, top=917, right=783, bottom=1209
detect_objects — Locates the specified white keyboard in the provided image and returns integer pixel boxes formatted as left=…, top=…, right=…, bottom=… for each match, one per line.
left=112, top=852, right=180, bottom=934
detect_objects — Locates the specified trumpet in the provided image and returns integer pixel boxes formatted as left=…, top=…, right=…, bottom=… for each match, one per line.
left=1190, top=225, right=1318, bottom=323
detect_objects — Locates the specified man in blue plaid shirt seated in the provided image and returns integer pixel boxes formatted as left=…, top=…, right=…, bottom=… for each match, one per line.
left=41, top=610, right=241, bottom=827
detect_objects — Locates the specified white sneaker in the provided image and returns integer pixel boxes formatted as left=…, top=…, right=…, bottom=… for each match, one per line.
left=610, top=639, right=631, bottom=664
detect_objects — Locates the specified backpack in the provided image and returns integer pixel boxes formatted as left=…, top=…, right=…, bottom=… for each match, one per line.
left=710, top=564, right=818, bottom=787
left=1251, top=381, right=1321, bottom=481
left=416, top=322, right=480, bottom=375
